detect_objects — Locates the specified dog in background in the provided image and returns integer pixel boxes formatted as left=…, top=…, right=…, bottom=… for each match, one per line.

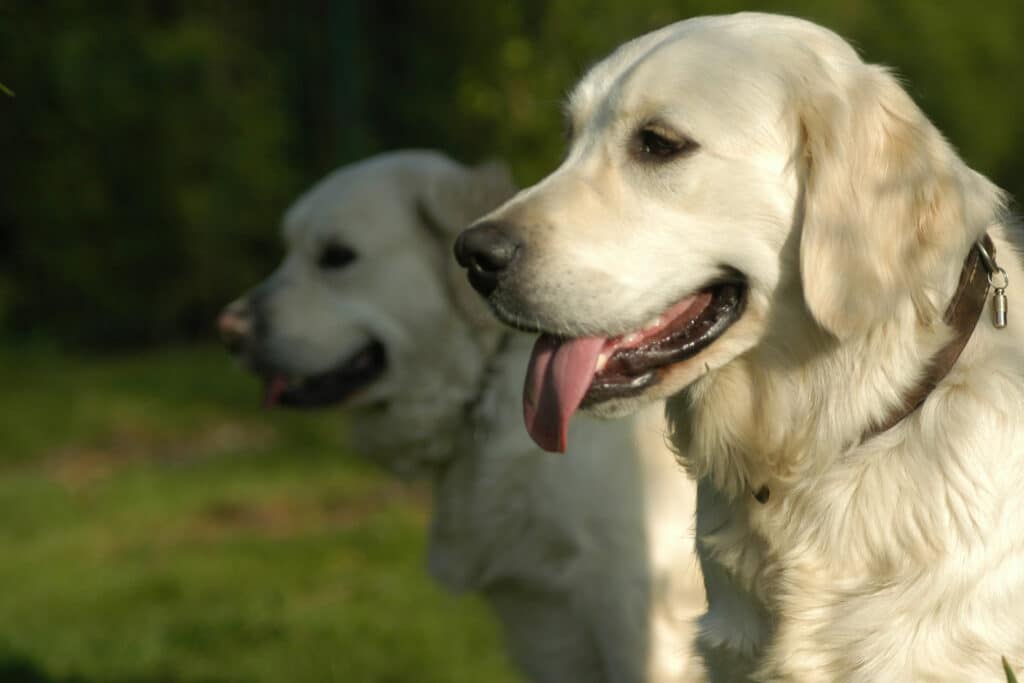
left=219, top=151, right=706, bottom=683
left=456, top=14, right=1024, bottom=682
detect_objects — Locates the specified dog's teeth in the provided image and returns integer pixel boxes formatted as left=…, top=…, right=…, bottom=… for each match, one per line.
left=623, top=333, right=642, bottom=345
left=644, top=317, right=663, bottom=331
left=595, top=352, right=609, bottom=372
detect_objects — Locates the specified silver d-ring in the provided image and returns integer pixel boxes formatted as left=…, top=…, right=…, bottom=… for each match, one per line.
left=989, top=267, right=1009, bottom=291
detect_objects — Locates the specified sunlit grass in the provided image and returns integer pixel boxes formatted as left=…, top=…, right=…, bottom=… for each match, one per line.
left=0, top=344, right=521, bottom=683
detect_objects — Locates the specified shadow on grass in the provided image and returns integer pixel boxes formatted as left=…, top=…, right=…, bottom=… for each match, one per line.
left=0, top=654, right=233, bottom=683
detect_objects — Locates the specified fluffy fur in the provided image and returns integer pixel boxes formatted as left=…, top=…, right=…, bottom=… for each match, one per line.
left=465, top=14, right=1024, bottom=682
left=220, top=151, right=706, bottom=683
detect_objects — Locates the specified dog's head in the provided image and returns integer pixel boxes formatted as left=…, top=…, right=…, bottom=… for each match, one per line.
left=221, top=151, right=516, bottom=474
left=454, top=13, right=1003, bottom=452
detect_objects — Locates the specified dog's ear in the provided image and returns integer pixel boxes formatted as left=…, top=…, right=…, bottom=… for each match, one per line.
left=417, top=160, right=518, bottom=330
left=797, top=64, right=1002, bottom=338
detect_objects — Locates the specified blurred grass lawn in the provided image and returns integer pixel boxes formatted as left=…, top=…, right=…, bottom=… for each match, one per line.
left=0, top=344, right=522, bottom=683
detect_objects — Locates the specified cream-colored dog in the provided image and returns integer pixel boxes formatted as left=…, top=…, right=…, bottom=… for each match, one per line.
left=218, top=151, right=705, bottom=683
left=456, top=14, right=1024, bottom=682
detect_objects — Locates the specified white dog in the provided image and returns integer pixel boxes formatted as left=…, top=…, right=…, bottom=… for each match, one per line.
left=455, top=14, right=1024, bottom=682
left=218, top=151, right=705, bottom=683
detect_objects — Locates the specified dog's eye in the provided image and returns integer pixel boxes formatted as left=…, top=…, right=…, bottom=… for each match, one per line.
left=635, top=127, right=697, bottom=161
left=318, top=243, right=357, bottom=269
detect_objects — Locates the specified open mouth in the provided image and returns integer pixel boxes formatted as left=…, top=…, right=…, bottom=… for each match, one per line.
left=523, top=280, right=746, bottom=452
left=263, top=341, right=387, bottom=409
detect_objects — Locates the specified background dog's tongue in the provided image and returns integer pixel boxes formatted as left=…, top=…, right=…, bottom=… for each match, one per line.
left=263, top=376, right=289, bottom=408
left=523, top=334, right=605, bottom=452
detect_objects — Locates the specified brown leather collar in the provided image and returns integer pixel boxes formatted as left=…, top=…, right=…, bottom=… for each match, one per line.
left=861, top=235, right=994, bottom=441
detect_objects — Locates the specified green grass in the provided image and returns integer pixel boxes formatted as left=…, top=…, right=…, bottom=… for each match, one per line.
left=0, top=344, right=521, bottom=683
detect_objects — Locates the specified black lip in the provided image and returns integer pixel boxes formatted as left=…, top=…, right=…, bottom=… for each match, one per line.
left=276, top=340, right=388, bottom=408
left=580, top=282, right=747, bottom=407
left=583, top=370, right=659, bottom=405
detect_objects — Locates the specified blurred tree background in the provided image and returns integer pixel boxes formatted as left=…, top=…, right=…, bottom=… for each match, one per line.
left=0, top=3, right=1022, bottom=682
left=0, top=0, right=1021, bottom=348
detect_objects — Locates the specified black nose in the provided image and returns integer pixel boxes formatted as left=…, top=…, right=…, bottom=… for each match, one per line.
left=453, top=221, right=521, bottom=296
left=218, top=299, right=253, bottom=356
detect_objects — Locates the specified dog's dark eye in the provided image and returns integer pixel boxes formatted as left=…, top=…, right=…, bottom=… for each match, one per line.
left=318, top=243, right=357, bottom=269
left=635, top=127, right=697, bottom=161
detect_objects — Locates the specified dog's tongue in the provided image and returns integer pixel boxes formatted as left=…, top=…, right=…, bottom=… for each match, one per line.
left=263, top=375, right=289, bottom=408
left=523, top=335, right=605, bottom=453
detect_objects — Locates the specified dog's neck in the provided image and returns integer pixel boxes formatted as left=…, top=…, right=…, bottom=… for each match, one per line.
left=461, top=330, right=513, bottom=430
left=673, top=235, right=1001, bottom=504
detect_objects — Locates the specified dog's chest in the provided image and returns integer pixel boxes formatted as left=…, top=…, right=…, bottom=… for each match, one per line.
left=697, top=471, right=1018, bottom=682
left=698, top=493, right=891, bottom=681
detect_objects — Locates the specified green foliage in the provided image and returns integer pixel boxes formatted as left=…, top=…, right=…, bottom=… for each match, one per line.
left=0, top=344, right=522, bottom=683
left=0, top=81, right=13, bottom=97
left=1, top=1, right=1022, bottom=347
left=1006, top=657, right=1019, bottom=683
left=0, top=4, right=298, bottom=346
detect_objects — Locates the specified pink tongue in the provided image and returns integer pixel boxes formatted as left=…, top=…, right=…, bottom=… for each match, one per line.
left=263, top=376, right=289, bottom=408
left=523, top=335, right=606, bottom=453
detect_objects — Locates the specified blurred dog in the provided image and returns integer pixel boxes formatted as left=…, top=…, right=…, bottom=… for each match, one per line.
left=456, top=14, right=1024, bottom=682
left=219, top=151, right=705, bottom=683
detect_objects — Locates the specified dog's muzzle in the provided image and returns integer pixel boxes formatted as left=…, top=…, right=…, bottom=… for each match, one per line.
left=218, top=294, right=389, bottom=409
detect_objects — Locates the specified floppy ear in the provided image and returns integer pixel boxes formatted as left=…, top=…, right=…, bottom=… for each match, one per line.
left=417, top=160, right=518, bottom=331
left=797, top=64, right=1001, bottom=338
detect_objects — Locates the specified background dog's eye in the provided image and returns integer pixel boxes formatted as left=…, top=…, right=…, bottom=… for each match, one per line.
left=318, top=243, right=357, bottom=269
left=635, top=128, right=697, bottom=161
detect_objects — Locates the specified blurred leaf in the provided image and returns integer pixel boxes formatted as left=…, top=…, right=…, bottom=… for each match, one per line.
left=0, top=81, right=12, bottom=97
left=1005, top=656, right=1018, bottom=683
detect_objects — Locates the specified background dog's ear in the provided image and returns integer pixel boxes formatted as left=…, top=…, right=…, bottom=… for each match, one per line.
left=417, top=160, right=518, bottom=331
left=798, top=64, right=1003, bottom=338
left=419, top=160, right=516, bottom=236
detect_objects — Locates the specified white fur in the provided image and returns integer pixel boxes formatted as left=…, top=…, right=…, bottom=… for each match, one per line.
left=473, top=13, right=1024, bottom=682
left=227, top=151, right=706, bottom=682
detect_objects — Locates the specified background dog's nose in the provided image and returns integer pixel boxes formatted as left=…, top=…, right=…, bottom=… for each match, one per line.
left=217, top=300, right=252, bottom=355
left=453, top=221, right=521, bottom=296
